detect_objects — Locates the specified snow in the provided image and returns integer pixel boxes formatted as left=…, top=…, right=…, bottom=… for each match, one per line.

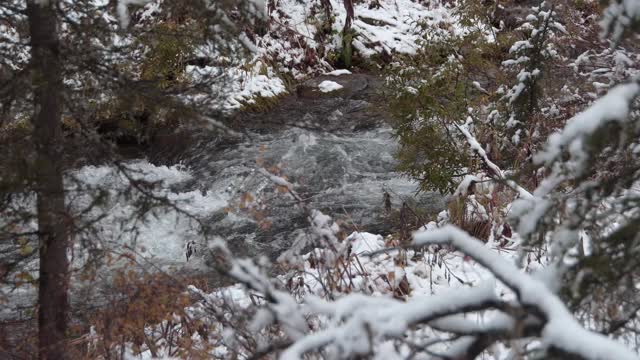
left=348, top=232, right=384, bottom=255
left=354, top=0, right=460, bottom=55
left=281, top=284, right=499, bottom=360
left=112, top=206, right=638, bottom=359
left=509, top=196, right=550, bottom=239
left=318, top=80, right=344, bottom=93
left=107, top=0, right=458, bottom=114
left=184, top=0, right=449, bottom=113
left=472, top=81, right=488, bottom=94
left=6, top=1, right=639, bottom=358
left=247, top=0, right=454, bottom=88
left=1, top=0, right=457, bottom=120
left=325, top=69, right=352, bottom=76
left=187, top=61, right=287, bottom=111
left=601, top=0, right=640, bottom=42
left=203, top=221, right=516, bottom=358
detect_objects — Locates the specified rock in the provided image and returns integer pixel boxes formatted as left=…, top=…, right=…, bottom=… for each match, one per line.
left=357, top=16, right=394, bottom=27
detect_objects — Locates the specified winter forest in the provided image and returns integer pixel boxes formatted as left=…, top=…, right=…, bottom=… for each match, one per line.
left=2, top=0, right=640, bottom=359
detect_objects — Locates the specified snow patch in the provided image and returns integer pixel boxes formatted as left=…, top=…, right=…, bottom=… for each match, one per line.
left=325, top=69, right=352, bottom=76
left=318, top=80, right=344, bottom=93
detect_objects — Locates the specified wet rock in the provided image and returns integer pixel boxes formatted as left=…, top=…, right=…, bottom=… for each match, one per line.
left=233, top=73, right=386, bottom=134
left=296, top=73, right=372, bottom=99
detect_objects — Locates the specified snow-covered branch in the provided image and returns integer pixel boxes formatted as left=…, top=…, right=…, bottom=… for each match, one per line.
left=534, top=82, right=640, bottom=173
left=456, top=118, right=533, bottom=200
left=413, top=225, right=638, bottom=360
left=208, top=239, right=310, bottom=341
left=601, top=0, right=640, bottom=43
left=281, top=284, right=504, bottom=359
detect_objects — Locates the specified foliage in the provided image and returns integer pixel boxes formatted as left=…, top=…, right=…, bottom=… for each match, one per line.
left=87, top=270, right=210, bottom=359
left=388, top=27, right=500, bottom=193
left=139, top=22, right=196, bottom=88
left=388, top=1, right=580, bottom=194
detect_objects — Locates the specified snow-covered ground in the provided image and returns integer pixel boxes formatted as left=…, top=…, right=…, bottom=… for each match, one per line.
left=122, top=228, right=545, bottom=359
left=317, top=80, right=344, bottom=92
left=184, top=0, right=460, bottom=111
left=68, top=161, right=230, bottom=266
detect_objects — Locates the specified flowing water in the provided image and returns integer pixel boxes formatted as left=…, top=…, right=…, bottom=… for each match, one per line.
left=179, top=74, right=445, bottom=260
left=1, top=74, right=445, bottom=323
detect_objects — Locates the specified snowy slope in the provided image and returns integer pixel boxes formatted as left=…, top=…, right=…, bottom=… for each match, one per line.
left=190, top=0, right=459, bottom=111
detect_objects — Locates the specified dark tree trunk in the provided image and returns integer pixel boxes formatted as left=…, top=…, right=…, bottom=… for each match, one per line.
left=26, top=1, right=70, bottom=359
left=343, top=0, right=354, bottom=34
left=341, top=0, right=354, bottom=68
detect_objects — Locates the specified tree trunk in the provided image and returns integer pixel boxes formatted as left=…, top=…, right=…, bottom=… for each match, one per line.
left=26, top=1, right=70, bottom=359
left=341, top=0, right=354, bottom=68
